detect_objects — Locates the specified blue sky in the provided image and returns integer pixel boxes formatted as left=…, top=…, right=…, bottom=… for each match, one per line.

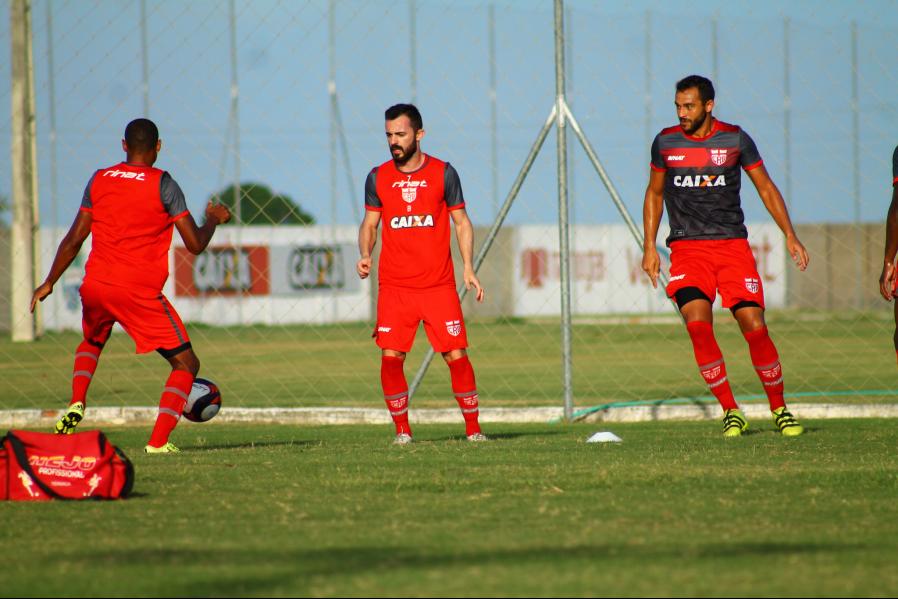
left=1, top=0, right=896, bottom=228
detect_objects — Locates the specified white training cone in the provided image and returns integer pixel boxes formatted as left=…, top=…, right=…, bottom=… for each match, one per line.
left=586, top=431, right=622, bottom=443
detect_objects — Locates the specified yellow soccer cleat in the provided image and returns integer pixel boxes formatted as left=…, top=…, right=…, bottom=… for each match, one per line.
left=144, top=442, right=181, bottom=454
left=54, top=402, right=85, bottom=434
left=722, top=408, right=748, bottom=437
left=772, top=407, right=803, bottom=437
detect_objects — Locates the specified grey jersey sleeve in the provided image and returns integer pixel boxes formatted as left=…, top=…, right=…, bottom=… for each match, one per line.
left=364, top=169, right=382, bottom=210
left=80, top=171, right=99, bottom=210
left=160, top=172, right=188, bottom=217
left=650, top=134, right=665, bottom=170
left=444, top=163, right=465, bottom=208
left=739, top=129, right=763, bottom=169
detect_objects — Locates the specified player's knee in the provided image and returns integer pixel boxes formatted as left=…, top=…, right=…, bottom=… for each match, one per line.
left=442, top=349, right=466, bottom=362
left=169, top=351, right=200, bottom=376
left=383, top=349, right=406, bottom=361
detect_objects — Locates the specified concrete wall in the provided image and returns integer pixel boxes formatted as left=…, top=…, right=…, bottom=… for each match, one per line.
left=790, top=224, right=884, bottom=310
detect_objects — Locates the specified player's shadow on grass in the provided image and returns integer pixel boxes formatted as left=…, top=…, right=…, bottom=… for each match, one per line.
left=183, top=440, right=320, bottom=451
left=425, top=429, right=566, bottom=442
left=112, top=540, right=870, bottom=595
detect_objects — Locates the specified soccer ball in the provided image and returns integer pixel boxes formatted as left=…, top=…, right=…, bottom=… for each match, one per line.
left=183, top=377, right=222, bottom=423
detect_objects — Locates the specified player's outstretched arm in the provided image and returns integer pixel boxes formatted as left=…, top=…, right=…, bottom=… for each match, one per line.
left=879, top=185, right=898, bottom=300
left=31, top=210, right=92, bottom=312
left=746, top=165, right=809, bottom=271
left=641, top=168, right=666, bottom=289
left=450, top=208, right=484, bottom=302
left=175, top=202, right=231, bottom=255
left=357, top=209, right=381, bottom=279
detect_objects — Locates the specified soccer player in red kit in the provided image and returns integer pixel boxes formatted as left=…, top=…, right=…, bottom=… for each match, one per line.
left=30, top=118, right=231, bottom=453
left=357, top=104, right=486, bottom=444
left=878, top=145, right=898, bottom=359
left=642, top=75, right=810, bottom=437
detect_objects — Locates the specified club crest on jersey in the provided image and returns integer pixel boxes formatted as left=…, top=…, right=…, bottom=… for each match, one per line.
left=745, top=277, right=760, bottom=294
left=673, top=174, right=727, bottom=188
left=446, top=320, right=462, bottom=337
left=710, top=148, right=728, bottom=166
left=392, top=175, right=428, bottom=204
left=390, top=214, right=434, bottom=229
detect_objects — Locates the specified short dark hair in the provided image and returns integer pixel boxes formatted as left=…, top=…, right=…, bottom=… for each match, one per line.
left=384, top=103, right=423, bottom=130
left=124, top=118, right=159, bottom=152
left=676, top=75, right=715, bottom=103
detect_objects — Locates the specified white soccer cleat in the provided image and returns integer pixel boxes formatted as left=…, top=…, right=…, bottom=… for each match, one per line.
left=392, top=433, right=413, bottom=445
left=466, top=432, right=488, bottom=442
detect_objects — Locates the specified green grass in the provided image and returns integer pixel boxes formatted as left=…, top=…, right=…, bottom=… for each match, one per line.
left=0, top=310, right=895, bottom=410
left=2, top=420, right=897, bottom=597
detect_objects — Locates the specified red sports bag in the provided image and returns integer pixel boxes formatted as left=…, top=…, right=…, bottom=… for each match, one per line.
left=0, top=430, right=134, bottom=501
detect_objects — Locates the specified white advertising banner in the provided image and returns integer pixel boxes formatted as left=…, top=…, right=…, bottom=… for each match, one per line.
left=39, top=226, right=372, bottom=331
left=512, top=223, right=787, bottom=317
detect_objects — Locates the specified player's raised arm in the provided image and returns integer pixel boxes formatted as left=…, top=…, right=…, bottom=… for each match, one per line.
left=31, top=210, right=92, bottom=312
left=175, top=201, right=231, bottom=255
left=641, top=167, right=666, bottom=289
left=745, top=165, right=809, bottom=271
left=450, top=208, right=484, bottom=303
left=357, top=209, right=381, bottom=279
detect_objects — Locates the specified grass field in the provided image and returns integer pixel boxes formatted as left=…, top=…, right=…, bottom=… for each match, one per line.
left=1, top=310, right=895, bottom=412
left=3, top=419, right=898, bottom=597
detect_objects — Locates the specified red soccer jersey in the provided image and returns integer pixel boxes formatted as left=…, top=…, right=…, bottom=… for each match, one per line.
left=365, top=154, right=466, bottom=289
left=80, top=162, right=189, bottom=291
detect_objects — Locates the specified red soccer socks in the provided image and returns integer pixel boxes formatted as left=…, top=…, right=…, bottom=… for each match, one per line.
left=148, top=369, right=194, bottom=448
left=71, top=341, right=101, bottom=408
left=381, top=355, right=411, bottom=436
left=743, top=326, right=786, bottom=412
left=686, top=321, right=738, bottom=411
left=447, top=355, right=482, bottom=436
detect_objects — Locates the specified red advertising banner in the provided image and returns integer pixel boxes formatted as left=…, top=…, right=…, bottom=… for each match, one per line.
left=174, top=246, right=270, bottom=296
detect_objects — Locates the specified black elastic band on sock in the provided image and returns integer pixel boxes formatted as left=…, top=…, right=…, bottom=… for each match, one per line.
left=156, top=341, right=192, bottom=359
left=674, top=287, right=711, bottom=310
left=729, top=300, right=762, bottom=314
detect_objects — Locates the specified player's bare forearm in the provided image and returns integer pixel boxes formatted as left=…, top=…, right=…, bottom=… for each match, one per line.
left=177, top=202, right=231, bottom=255
left=451, top=208, right=484, bottom=301
left=748, top=165, right=808, bottom=270
left=884, top=188, right=898, bottom=262
left=357, top=210, right=381, bottom=279
left=452, top=211, right=476, bottom=271
left=32, top=211, right=92, bottom=311
left=879, top=188, right=898, bottom=300
left=641, top=170, right=666, bottom=287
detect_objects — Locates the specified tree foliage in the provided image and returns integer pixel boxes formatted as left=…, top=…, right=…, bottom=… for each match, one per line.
left=210, top=182, right=315, bottom=225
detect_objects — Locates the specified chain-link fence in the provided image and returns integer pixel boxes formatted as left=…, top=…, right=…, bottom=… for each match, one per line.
left=2, top=0, right=897, bottom=414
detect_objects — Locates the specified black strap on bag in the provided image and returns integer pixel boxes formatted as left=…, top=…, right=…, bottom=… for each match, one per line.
left=6, top=432, right=65, bottom=500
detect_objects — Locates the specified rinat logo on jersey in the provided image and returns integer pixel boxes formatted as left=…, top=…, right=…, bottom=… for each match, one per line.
left=390, top=214, right=434, bottom=229
left=673, top=174, right=727, bottom=188
left=103, top=169, right=146, bottom=181
left=392, top=175, right=428, bottom=203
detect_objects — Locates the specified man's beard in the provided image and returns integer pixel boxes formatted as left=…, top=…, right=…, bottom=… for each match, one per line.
left=391, top=141, right=418, bottom=166
left=680, top=110, right=708, bottom=135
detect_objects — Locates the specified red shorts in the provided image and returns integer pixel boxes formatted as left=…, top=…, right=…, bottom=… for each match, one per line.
left=892, top=274, right=898, bottom=298
left=665, top=239, right=765, bottom=309
left=374, top=285, right=468, bottom=353
left=80, top=278, right=191, bottom=354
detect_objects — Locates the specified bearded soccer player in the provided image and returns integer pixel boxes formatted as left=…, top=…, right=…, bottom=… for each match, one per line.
left=357, top=103, right=486, bottom=444
left=642, top=75, right=810, bottom=437
left=877, top=145, right=898, bottom=360
left=30, top=118, right=231, bottom=453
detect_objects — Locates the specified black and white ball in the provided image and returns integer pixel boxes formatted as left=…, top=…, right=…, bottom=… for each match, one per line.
left=183, top=377, right=222, bottom=423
